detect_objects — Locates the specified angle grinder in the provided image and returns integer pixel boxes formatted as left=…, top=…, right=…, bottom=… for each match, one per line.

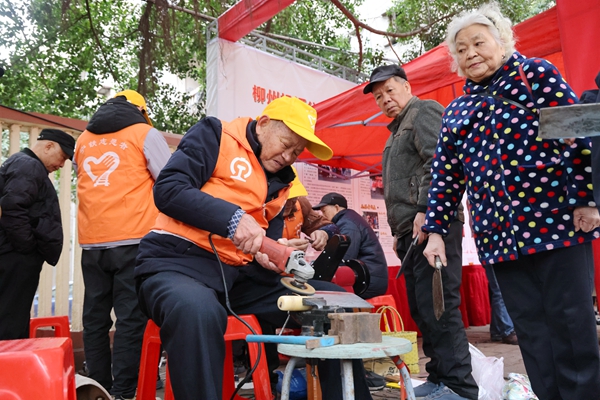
left=259, top=236, right=316, bottom=295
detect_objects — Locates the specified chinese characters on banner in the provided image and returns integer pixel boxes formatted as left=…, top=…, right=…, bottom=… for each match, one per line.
left=252, top=85, right=316, bottom=106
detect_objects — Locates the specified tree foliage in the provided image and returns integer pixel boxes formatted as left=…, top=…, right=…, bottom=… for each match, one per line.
left=385, top=0, right=556, bottom=61
left=0, top=0, right=555, bottom=133
left=0, top=0, right=364, bottom=133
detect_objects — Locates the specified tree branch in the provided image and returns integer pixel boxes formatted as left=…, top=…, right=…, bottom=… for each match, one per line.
left=329, top=0, right=458, bottom=39
left=354, top=22, right=363, bottom=72
left=84, top=0, right=118, bottom=82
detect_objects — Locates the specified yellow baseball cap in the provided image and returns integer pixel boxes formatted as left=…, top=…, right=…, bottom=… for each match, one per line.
left=289, top=166, right=308, bottom=199
left=261, top=96, right=332, bottom=161
left=114, top=89, right=153, bottom=126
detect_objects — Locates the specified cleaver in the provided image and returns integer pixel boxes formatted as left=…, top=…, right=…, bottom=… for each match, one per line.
left=433, top=256, right=445, bottom=320
left=538, top=103, right=600, bottom=139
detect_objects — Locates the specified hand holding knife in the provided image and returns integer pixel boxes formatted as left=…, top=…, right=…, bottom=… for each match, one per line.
left=433, top=256, right=445, bottom=320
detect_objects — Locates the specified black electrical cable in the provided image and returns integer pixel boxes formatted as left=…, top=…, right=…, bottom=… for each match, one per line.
left=208, top=233, right=264, bottom=400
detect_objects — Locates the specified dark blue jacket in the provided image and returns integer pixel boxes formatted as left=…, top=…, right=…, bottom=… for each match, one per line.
left=332, top=209, right=388, bottom=299
left=135, top=117, right=295, bottom=290
left=581, top=71, right=600, bottom=207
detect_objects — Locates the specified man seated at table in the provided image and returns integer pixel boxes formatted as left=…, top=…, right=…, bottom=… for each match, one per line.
left=134, top=96, right=375, bottom=399
left=313, top=192, right=388, bottom=299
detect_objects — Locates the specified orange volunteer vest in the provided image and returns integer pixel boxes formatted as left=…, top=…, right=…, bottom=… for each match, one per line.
left=283, top=200, right=304, bottom=240
left=75, top=123, right=158, bottom=245
left=153, top=118, right=290, bottom=266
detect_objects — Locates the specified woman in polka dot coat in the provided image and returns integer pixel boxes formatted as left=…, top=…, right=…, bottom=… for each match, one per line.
left=422, top=3, right=600, bottom=399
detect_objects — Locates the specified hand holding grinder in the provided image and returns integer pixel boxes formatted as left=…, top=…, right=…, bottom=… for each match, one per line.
left=259, top=236, right=316, bottom=295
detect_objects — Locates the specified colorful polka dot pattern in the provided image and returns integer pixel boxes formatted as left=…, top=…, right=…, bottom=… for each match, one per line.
left=423, top=52, right=599, bottom=265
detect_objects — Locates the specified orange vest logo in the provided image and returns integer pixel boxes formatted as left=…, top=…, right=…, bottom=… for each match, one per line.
left=82, top=151, right=119, bottom=186
left=230, top=157, right=252, bottom=182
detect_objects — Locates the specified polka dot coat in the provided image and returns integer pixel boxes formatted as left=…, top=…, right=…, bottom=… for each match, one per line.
left=423, top=52, right=599, bottom=265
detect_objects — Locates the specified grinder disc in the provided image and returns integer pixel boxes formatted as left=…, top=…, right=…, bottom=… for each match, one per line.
left=280, top=277, right=316, bottom=295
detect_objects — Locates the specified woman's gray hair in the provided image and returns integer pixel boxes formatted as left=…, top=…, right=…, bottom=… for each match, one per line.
left=445, top=2, right=517, bottom=76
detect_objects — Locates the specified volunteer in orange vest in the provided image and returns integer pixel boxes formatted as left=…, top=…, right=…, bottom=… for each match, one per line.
left=134, top=96, right=376, bottom=400
left=74, top=90, right=171, bottom=400
left=282, top=166, right=339, bottom=251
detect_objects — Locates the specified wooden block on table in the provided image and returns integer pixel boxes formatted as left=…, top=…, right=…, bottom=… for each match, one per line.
left=327, top=312, right=382, bottom=344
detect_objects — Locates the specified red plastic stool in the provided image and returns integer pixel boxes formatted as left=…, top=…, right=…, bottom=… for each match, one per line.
left=30, top=315, right=71, bottom=338
left=136, top=319, right=173, bottom=400
left=0, top=337, right=77, bottom=399
left=223, top=314, right=272, bottom=400
left=136, top=315, right=272, bottom=400
left=367, top=294, right=401, bottom=331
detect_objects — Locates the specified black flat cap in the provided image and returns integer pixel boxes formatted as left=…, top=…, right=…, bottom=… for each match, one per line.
left=38, top=129, right=76, bottom=160
left=363, top=64, right=408, bottom=94
left=312, top=192, right=348, bottom=209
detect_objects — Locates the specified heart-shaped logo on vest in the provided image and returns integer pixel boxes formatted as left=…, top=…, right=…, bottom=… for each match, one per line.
left=83, top=152, right=120, bottom=187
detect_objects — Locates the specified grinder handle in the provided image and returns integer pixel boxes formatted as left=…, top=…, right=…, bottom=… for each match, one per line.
left=277, top=295, right=312, bottom=311
left=259, top=237, right=294, bottom=273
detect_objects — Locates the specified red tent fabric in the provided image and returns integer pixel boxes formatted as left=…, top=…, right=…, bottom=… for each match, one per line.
left=298, top=2, right=600, bottom=174
left=297, top=0, right=600, bottom=325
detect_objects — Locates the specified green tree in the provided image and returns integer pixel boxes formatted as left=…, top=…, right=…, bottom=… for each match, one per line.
left=0, top=0, right=366, bottom=133
left=385, top=0, right=556, bottom=61
left=0, top=0, right=555, bottom=133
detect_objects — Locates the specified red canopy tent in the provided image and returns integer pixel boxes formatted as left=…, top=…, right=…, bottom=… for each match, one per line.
left=215, top=0, right=600, bottom=327
left=297, top=1, right=600, bottom=175
left=290, top=0, right=600, bottom=327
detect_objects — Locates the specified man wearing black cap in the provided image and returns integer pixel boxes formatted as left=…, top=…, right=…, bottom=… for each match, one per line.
left=312, top=192, right=388, bottom=299
left=0, top=128, right=75, bottom=340
left=365, top=65, right=477, bottom=400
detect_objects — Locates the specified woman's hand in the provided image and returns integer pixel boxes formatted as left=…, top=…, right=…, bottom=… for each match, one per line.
left=308, top=230, right=328, bottom=251
left=573, top=206, right=600, bottom=232
left=423, top=233, right=447, bottom=267
left=285, top=238, right=310, bottom=251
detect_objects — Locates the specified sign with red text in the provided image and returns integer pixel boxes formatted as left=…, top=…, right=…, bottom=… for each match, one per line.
left=206, top=38, right=355, bottom=122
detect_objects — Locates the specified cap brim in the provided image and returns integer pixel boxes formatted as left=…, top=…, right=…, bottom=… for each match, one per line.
left=142, top=113, right=153, bottom=127
left=363, top=74, right=395, bottom=94
left=311, top=202, right=328, bottom=210
left=60, top=145, right=74, bottom=160
left=283, top=121, right=333, bottom=161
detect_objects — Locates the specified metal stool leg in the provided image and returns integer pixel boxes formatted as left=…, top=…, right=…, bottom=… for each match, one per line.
left=340, top=359, right=354, bottom=400
left=280, top=356, right=299, bottom=400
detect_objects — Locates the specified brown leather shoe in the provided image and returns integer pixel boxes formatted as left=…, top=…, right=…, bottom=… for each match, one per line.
left=501, top=331, right=518, bottom=345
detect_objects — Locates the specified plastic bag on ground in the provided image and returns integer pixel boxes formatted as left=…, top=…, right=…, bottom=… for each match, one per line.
left=502, top=372, right=539, bottom=400
left=469, top=343, right=505, bottom=400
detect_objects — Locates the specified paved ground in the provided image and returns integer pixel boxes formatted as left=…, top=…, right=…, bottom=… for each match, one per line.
left=155, top=324, right=529, bottom=399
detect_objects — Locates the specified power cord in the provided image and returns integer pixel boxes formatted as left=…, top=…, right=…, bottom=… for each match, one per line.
left=208, top=233, right=264, bottom=400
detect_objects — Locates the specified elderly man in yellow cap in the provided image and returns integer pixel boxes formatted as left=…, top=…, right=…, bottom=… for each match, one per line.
left=74, top=90, right=171, bottom=400
left=135, top=96, right=376, bottom=399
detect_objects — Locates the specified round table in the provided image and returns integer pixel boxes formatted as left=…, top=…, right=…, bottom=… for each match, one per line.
left=278, top=336, right=415, bottom=400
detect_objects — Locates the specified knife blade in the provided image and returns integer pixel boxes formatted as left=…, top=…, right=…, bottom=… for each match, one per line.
left=539, top=103, right=600, bottom=139
left=433, top=256, right=445, bottom=320
left=396, top=235, right=419, bottom=279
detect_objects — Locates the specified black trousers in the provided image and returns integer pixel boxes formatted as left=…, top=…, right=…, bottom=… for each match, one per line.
left=0, top=250, right=44, bottom=340
left=494, top=243, right=600, bottom=399
left=137, top=263, right=373, bottom=400
left=396, top=221, right=478, bottom=399
left=81, top=246, right=147, bottom=398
